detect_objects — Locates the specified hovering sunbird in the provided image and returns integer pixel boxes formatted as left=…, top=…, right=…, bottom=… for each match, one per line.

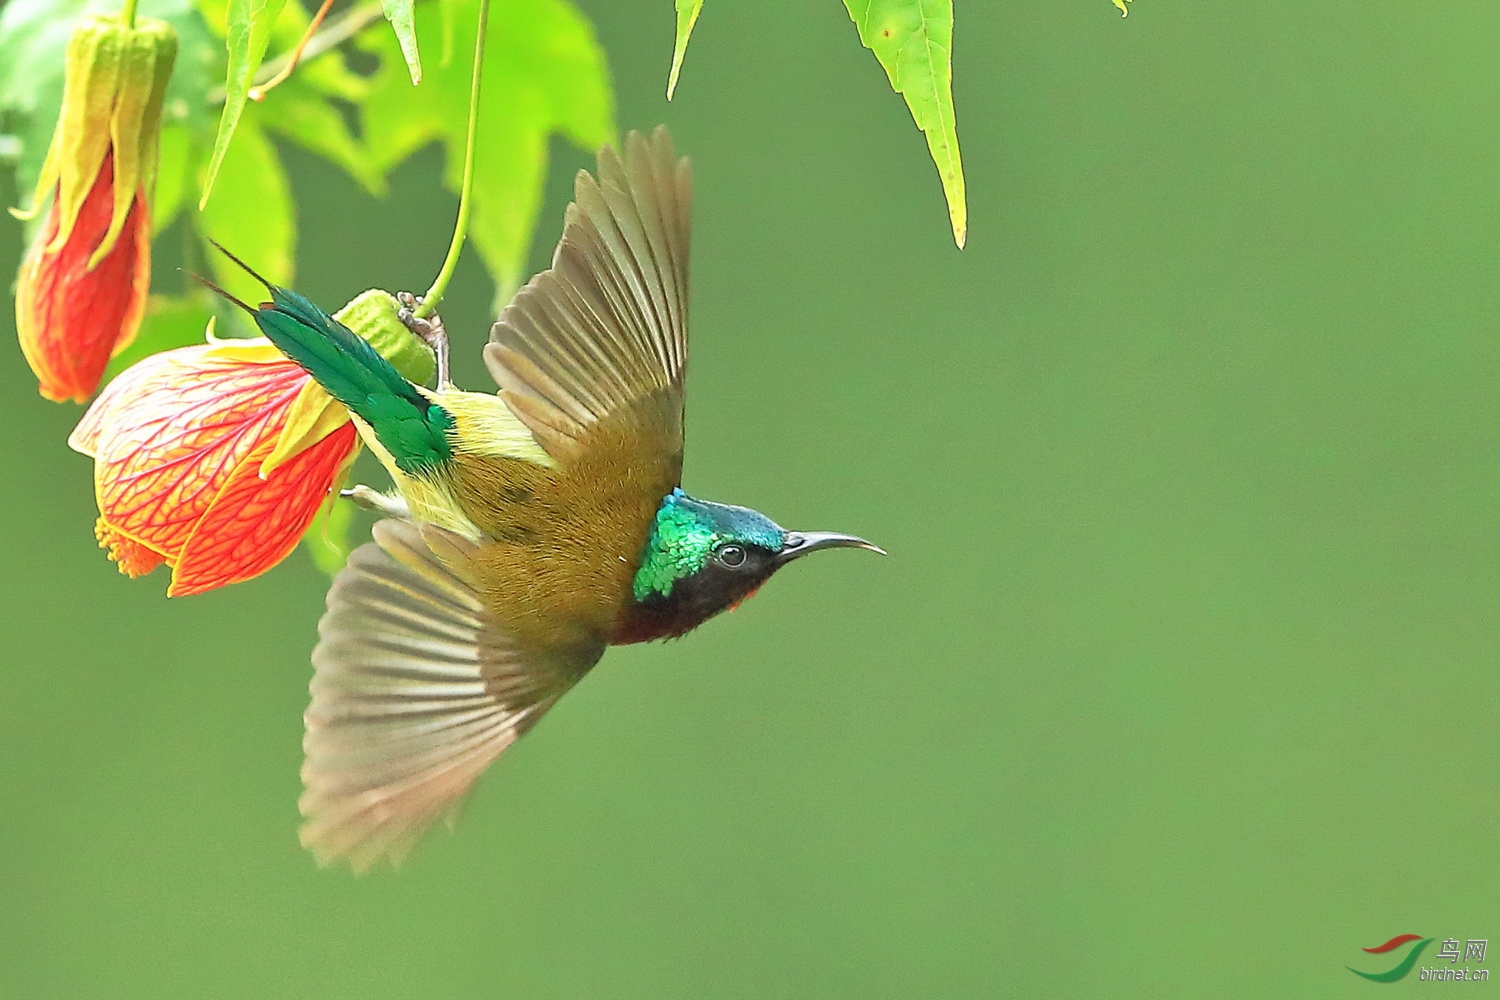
left=208, top=128, right=882, bottom=871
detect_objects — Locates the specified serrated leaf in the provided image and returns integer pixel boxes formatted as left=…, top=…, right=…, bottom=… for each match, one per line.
left=200, top=0, right=288, bottom=209
left=199, top=0, right=380, bottom=195
left=291, top=43, right=369, bottom=104
left=358, top=0, right=614, bottom=297
left=104, top=293, right=214, bottom=381
left=198, top=112, right=295, bottom=305
left=258, top=75, right=385, bottom=196
left=382, top=0, right=422, bottom=85
left=666, top=0, right=702, bottom=101
left=843, top=0, right=966, bottom=248
left=304, top=495, right=355, bottom=576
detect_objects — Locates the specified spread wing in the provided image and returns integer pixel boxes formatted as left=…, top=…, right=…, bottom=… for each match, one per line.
left=300, top=519, right=604, bottom=872
left=486, top=126, right=690, bottom=474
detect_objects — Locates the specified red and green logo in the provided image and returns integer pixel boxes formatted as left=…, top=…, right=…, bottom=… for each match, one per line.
left=1348, top=934, right=1433, bottom=983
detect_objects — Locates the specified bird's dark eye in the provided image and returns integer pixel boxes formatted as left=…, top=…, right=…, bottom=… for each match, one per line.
left=717, top=544, right=747, bottom=568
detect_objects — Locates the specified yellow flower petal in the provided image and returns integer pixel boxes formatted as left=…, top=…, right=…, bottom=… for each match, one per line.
left=200, top=334, right=285, bottom=363
left=261, top=380, right=350, bottom=478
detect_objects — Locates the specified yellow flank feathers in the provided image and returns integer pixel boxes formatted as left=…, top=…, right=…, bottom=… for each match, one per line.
left=348, top=416, right=477, bottom=540
left=428, top=388, right=554, bottom=465
left=346, top=391, right=550, bottom=544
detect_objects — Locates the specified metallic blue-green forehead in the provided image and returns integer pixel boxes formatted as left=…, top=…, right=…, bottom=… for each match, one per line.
left=632, top=489, right=785, bottom=601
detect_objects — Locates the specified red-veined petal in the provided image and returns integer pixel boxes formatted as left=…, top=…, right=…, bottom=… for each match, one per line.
left=15, top=159, right=149, bottom=403
left=86, top=346, right=309, bottom=558
left=169, top=421, right=358, bottom=596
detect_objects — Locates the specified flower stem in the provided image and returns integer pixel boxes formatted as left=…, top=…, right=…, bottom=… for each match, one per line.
left=250, top=0, right=336, bottom=101
left=120, top=0, right=139, bottom=27
left=207, top=3, right=385, bottom=106
left=415, top=0, right=490, bottom=320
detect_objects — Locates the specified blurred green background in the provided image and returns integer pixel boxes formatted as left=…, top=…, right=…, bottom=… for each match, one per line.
left=2, top=1, right=1498, bottom=996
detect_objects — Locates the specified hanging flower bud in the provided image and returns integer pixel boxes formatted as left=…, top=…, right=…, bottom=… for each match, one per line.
left=12, top=13, right=177, bottom=403
left=69, top=291, right=435, bottom=596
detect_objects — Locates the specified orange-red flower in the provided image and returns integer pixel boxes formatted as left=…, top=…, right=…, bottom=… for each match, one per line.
left=13, top=14, right=175, bottom=403
left=17, top=156, right=151, bottom=402
left=68, top=339, right=359, bottom=596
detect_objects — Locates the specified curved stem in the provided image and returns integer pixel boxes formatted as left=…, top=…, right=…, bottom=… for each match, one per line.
left=207, top=2, right=384, bottom=105
left=120, top=0, right=139, bottom=28
left=249, top=0, right=336, bottom=101
left=415, top=0, right=490, bottom=320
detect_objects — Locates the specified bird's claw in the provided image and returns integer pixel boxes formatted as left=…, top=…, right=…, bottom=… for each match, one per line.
left=396, top=291, right=451, bottom=387
left=341, top=485, right=411, bottom=520
left=395, top=291, right=432, bottom=337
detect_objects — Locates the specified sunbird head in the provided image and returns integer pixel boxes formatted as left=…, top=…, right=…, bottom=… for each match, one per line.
left=616, top=489, right=883, bottom=644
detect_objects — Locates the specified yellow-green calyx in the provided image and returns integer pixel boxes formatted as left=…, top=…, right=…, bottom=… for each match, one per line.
left=14, top=13, right=177, bottom=268
left=333, top=289, right=437, bottom=385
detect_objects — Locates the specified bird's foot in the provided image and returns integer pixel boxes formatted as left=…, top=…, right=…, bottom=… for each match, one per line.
left=396, top=291, right=451, bottom=387
left=341, top=484, right=411, bottom=520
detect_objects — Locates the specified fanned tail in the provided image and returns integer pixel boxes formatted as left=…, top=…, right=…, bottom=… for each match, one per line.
left=198, top=243, right=454, bottom=474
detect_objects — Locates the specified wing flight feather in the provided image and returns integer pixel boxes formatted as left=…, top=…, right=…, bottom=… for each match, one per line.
left=300, top=519, right=603, bottom=871
left=486, top=127, right=691, bottom=465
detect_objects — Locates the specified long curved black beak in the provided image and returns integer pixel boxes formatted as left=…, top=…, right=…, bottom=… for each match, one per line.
left=776, top=530, right=886, bottom=565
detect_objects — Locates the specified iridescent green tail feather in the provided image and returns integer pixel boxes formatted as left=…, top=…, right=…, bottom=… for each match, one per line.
left=203, top=244, right=454, bottom=474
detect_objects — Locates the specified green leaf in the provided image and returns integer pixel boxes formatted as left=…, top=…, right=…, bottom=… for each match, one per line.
left=303, top=496, right=355, bottom=577
left=157, top=2, right=222, bottom=140
left=288, top=42, right=369, bottom=105
left=257, top=75, right=385, bottom=196
left=843, top=0, right=966, bottom=248
left=199, top=0, right=288, bottom=209
left=104, top=293, right=214, bottom=382
left=382, top=0, right=422, bottom=85
left=358, top=0, right=614, bottom=297
left=0, top=0, right=78, bottom=208
left=150, top=123, right=196, bottom=231
left=439, top=0, right=459, bottom=66
left=666, top=0, right=702, bottom=100
left=197, top=112, right=295, bottom=306
left=199, top=0, right=383, bottom=196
